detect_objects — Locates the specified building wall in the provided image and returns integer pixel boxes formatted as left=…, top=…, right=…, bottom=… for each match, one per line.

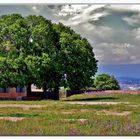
left=0, top=87, right=26, bottom=100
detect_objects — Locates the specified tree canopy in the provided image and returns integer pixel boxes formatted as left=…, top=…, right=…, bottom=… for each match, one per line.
left=94, top=73, right=120, bottom=90
left=0, top=14, right=98, bottom=99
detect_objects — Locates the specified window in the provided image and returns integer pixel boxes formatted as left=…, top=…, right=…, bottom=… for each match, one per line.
left=0, top=87, right=9, bottom=93
left=16, top=86, right=25, bottom=93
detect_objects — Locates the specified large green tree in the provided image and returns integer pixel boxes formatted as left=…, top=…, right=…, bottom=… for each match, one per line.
left=0, top=14, right=98, bottom=100
left=0, top=14, right=54, bottom=96
left=94, top=73, right=120, bottom=90
left=0, top=14, right=28, bottom=88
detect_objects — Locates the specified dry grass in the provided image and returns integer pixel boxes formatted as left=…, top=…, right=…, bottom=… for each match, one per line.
left=96, top=110, right=131, bottom=116
left=67, top=101, right=130, bottom=105
left=0, top=117, right=25, bottom=122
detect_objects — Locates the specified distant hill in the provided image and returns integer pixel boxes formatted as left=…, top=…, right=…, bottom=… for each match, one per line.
left=116, top=77, right=140, bottom=90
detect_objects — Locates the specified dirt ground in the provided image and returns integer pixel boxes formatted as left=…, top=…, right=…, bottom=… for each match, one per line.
left=0, top=117, right=25, bottom=122
left=96, top=110, right=131, bottom=116
left=0, top=104, right=47, bottom=110
left=67, top=101, right=130, bottom=105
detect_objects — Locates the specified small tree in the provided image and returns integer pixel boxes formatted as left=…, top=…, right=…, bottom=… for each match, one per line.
left=94, top=73, right=120, bottom=90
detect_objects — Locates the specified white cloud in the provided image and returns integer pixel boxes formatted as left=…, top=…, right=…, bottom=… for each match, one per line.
left=58, top=5, right=87, bottom=16
left=123, top=13, right=140, bottom=26
left=132, top=28, right=140, bottom=40
left=108, top=5, right=140, bottom=12
left=58, top=5, right=109, bottom=26
left=57, top=5, right=140, bottom=65
left=27, top=5, right=44, bottom=13
left=32, top=6, right=37, bottom=10
left=58, top=5, right=105, bottom=17
left=94, top=42, right=140, bottom=65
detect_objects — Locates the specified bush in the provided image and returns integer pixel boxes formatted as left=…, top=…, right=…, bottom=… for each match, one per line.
left=94, top=73, right=120, bottom=90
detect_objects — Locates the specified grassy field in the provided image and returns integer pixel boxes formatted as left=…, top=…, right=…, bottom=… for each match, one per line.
left=0, top=93, right=140, bottom=135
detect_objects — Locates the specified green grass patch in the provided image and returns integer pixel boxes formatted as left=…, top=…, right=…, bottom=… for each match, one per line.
left=0, top=93, right=139, bottom=135
left=0, top=113, right=38, bottom=118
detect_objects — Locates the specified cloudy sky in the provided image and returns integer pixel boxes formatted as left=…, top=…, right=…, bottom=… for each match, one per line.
left=1, top=4, right=140, bottom=77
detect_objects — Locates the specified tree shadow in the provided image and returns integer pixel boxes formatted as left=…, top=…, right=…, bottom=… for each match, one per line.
left=0, top=113, right=39, bottom=118
left=65, top=97, right=119, bottom=101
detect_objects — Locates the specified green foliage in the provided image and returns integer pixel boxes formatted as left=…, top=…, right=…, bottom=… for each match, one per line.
left=0, top=14, right=54, bottom=89
left=0, top=14, right=98, bottom=95
left=53, top=25, right=98, bottom=90
left=94, top=73, right=120, bottom=90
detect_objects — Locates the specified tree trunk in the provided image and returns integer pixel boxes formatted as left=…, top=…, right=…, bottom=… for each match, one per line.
left=53, top=86, right=59, bottom=100
left=26, top=84, right=31, bottom=97
left=43, top=87, right=47, bottom=99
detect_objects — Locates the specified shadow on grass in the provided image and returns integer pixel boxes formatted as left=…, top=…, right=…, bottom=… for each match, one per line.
left=0, top=113, right=38, bottom=118
left=65, top=97, right=119, bottom=101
